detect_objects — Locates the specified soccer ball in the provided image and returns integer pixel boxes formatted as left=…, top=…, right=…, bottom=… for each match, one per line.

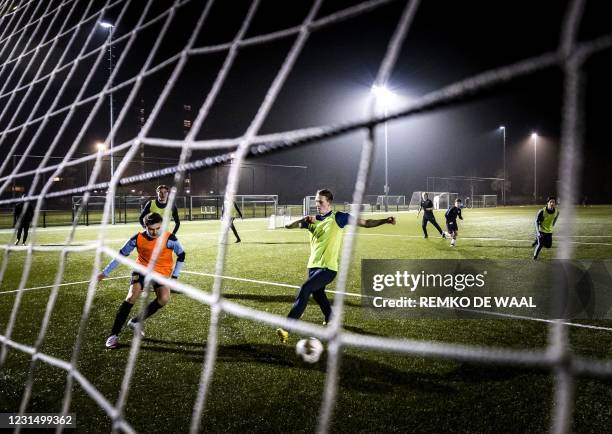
left=295, top=337, right=324, bottom=364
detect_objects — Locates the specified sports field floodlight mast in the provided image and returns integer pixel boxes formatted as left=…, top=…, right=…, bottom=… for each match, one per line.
left=499, top=126, right=506, bottom=205
left=532, top=132, right=538, bottom=204
left=371, top=84, right=394, bottom=211
left=100, top=21, right=115, bottom=223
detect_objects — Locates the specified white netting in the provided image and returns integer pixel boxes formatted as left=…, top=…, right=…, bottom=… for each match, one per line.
left=470, top=194, right=498, bottom=208
left=189, top=194, right=277, bottom=220
left=409, top=191, right=458, bottom=211
left=0, top=0, right=611, bottom=433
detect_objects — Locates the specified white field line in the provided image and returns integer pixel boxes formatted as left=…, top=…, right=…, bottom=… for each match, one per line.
left=357, top=233, right=612, bottom=246
left=0, top=229, right=263, bottom=246
left=181, top=270, right=366, bottom=298
left=2, top=271, right=611, bottom=333
left=0, top=218, right=273, bottom=234
left=0, top=275, right=130, bottom=294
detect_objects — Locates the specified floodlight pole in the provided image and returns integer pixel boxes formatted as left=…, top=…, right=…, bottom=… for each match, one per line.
left=384, top=104, right=389, bottom=212
left=500, top=126, right=506, bottom=206
left=101, top=22, right=115, bottom=224
left=371, top=84, right=392, bottom=212
left=533, top=133, right=538, bottom=204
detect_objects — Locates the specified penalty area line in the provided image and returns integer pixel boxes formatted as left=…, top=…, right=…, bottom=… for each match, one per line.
left=180, top=271, right=612, bottom=332
left=180, top=270, right=367, bottom=299
left=357, top=233, right=612, bottom=246
left=0, top=275, right=130, bottom=295
left=4, top=272, right=611, bottom=333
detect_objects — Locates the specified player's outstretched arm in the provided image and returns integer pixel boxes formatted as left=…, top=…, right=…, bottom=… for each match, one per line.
left=285, top=216, right=313, bottom=229
left=357, top=216, right=395, bottom=228
left=98, top=235, right=138, bottom=281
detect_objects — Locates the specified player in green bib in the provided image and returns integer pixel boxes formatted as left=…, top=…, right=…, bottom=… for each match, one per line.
left=276, top=189, right=396, bottom=343
left=139, top=185, right=181, bottom=234
left=532, top=196, right=559, bottom=259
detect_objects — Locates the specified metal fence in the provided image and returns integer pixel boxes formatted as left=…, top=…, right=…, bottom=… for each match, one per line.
left=189, top=195, right=278, bottom=220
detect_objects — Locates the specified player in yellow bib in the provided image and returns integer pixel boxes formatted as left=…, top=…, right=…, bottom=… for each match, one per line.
left=139, top=185, right=180, bottom=234
left=532, top=196, right=559, bottom=260
left=276, top=189, right=396, bottom=343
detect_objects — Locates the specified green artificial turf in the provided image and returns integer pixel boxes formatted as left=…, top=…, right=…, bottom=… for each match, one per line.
left=0, top=206, right=611, bottom=433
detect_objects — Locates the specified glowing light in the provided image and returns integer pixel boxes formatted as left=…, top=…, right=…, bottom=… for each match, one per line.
left=371, top=84, right=395, bottom=107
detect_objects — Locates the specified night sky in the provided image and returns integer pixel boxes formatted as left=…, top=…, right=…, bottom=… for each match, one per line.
left=0, top=0, right=611, bottom=204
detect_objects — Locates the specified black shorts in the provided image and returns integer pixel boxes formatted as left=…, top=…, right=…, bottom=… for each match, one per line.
left=446, top=221, right=458, bottom=232
left=538, top=232, right=553, bottom=248
left=130, top=272, right=163, bottom=289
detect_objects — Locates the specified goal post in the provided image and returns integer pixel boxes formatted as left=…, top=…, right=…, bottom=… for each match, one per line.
left=71, top=195, right=187, bottom=225
left=409, top=191, right=458, bottom=211
left=189, top=195, right=278, bottom=220
left=469, top=194, right=498, bottom=208
left=268, top=205, right=294, bottom=229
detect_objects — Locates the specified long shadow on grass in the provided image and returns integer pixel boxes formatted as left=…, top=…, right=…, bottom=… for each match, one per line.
left=221, top=294, right=363, bottom=308
left=125, top=339, right=294, bottom=367
left=470, top=244, right=533, bottom=249
left=237, top=241, right=308, bottom=245
left=122, top=337, right=543, bottom=395
left=223, top=293, right=296, bottom=303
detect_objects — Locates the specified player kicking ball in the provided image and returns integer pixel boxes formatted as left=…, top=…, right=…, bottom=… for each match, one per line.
left=532, top=196, right=559, bottom=260
left=444, top=198, right=463, bottom=247
left=98, top=212, right=186, bottom=349
left=276, top=189, right=395, bottom=343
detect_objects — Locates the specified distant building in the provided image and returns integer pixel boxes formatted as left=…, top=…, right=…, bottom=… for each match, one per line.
left=183, top=104, right=192, bottom=137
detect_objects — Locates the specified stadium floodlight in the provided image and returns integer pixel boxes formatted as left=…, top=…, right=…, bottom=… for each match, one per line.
left=499, top=126, right=506, bottom=205
left=371, top=84, right=394, bottom=107
left=95, top=142, right=106, bottom=152
left=371, top=84, right=395, bottom=211
left=532, top=133, right=538, bottom=203
left=99, top=21, right=114, bottom=28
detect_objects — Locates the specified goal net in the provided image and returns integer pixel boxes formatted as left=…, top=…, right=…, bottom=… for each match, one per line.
left=409, top=191, right=458, bottom=211
left=426, top=176, right=501, bottom=208
left=190, top=194, right=278, bottom=220
left=268, top=205, right=293, bottom=229
left=72, top=195, right=188, bottom=224
left=0, top=0, right=609, bottom=433
left=470, top=194, right=498, bottom=208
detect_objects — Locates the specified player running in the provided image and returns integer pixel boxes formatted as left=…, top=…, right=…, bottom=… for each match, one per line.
left=418, top=192, right=445, bottom=239
left=532, top=196, right=559, bottom=260
left=139, top=184, right=181, bottom=234
left=222, top=200, right=244, bottom=243
left=276, top=189, right=396, bottom=343
left=444, top=198, right=463, bottom=247
left=98, top=212, right=186, bottom=349
left=14, top=197, right=34, bottom=245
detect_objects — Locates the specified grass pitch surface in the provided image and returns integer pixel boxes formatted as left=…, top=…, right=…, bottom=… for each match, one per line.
left=1, top=206, right=611, bottom=433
